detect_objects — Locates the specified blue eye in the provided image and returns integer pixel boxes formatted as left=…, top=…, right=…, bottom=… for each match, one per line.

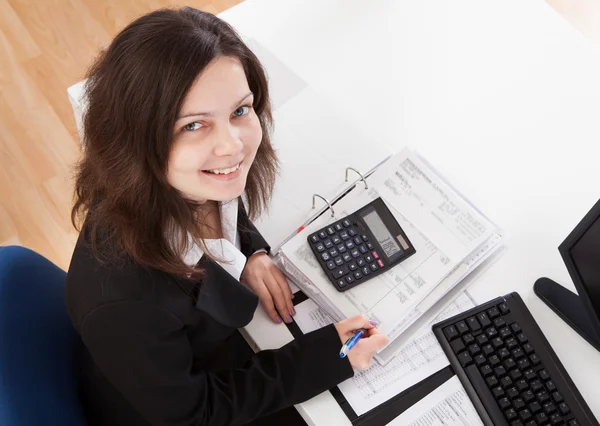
left=183, top=122, right=203, bottom=131
left=233, top=106, right=250, bottom=117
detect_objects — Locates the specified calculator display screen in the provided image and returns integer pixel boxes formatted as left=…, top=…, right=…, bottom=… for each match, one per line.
left=361, top=210, right=402, bottom=258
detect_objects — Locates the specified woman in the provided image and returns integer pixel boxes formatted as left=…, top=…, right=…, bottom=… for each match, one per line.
left=65, top=7, right=388, bottom=426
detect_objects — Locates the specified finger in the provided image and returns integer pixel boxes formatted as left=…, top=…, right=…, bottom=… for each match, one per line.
left=254, top=281, right=281, bottom=324
left=357, top=334, right=390, bottom=353
left=263, top=273, right=291, bottom=323
left=270, top=265, right=295, bottom=316
left=342, top=314, right=377, bottom=334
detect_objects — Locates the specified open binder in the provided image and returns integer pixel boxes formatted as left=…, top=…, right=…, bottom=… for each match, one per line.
left=264, top=147, right=504, bottom=365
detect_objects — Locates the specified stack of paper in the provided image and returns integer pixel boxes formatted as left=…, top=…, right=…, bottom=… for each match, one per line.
left=275, top=148, right=504, bottom=363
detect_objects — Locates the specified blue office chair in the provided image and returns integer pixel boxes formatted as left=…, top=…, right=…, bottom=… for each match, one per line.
left=0, top=245, right=86, bottom=425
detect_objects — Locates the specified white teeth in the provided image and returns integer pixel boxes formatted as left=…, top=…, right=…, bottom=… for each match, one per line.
left=207, top=163, right=240, bottom=175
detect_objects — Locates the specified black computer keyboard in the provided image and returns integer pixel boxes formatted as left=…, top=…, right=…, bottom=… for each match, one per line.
left=433, top=293, right=599, bottom=426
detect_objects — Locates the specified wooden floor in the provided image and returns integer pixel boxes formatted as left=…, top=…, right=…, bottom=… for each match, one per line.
left=0, top=0, right=598, bottom=271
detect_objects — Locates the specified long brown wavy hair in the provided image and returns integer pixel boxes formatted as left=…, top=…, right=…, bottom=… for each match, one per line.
left=71, top=7, right=278, bottom=279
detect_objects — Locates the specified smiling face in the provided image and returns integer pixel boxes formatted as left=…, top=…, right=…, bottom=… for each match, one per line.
left=167, top=56, right=263, bottom=204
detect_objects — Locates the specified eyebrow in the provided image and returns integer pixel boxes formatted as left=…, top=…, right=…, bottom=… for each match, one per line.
left=177, top=92, right=254, bottom=120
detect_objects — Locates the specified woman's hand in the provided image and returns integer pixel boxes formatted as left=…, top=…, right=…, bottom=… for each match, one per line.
left=335, top=315, right=389, bottom=370
left=240, top=252, right=295, bottom=324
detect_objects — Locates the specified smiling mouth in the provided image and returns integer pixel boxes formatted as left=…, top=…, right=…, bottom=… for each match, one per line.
left=202, top=162, right=242, bottom=175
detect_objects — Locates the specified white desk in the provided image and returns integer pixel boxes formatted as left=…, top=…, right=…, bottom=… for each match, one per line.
left=69, top=0, right=600, bottom=424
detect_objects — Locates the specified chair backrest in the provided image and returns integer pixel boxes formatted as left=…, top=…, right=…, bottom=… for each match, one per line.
left=0, top=246, right=86, bottom=425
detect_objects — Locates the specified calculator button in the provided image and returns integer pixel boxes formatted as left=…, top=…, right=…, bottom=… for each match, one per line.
left=348, top=229, right=357, bottom=237
left=372, top=251, right=379, bottom=260
left=332, top=266, right=349, bottom=278
left=332, top=236, right=342, bottom=245
left=359, top=245, right=368, bottom=254
left=367, top=242, right=374, bottom=250
left=377, top=259, right=384, bottom=268
left=310, top=235, right=319, bottom=243
left=315, top=243, right=325, bottom=252
left=350, top=249, right=360, bottom=258
left=361, top=266, right=371, bottom=276
left=337, top=279, right=346, bottom=288
left=342, top=219, right=351, bottom=227
left=365, top=255, right=374, bottom=263
left=340, top=231, right=350, bottom=240
left=334, top=257, right=344, bottom=266
left=349, top=262, right=358, bottom=271
left=353, top=236, right=363, bottom=245
left=324, top=239, right=333, bottom=249
left=346, top=241, right=355, bottom=249
left=370, top=263, right=379, bottom=271
left=318, top=231, right=327, bottom=239
left=345, top=275, right=355, bottom=284
left=329, top=248, right=339, bottom=257
left=327, top=227, right=335, bottom=235
left=335, top=223, right=344, bottom=231
left=337, top=244, right=347, bottom=253
left=321, top=252, right=331, bottom=261
left=353, top=271, right=363, bottom=280
left=342, top=253, right=352, bottom=262
left=361, top=235, right=368, bottom=241
left=326, top=261, right=336, bottom=270
left=357, top=259, right=366, bottom=267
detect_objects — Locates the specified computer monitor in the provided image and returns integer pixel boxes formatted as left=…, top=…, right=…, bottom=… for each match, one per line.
left=534, top=198, right=600, bottom=352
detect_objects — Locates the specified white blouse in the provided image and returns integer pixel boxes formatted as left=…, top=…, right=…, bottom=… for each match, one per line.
left=182, top=198, right=247, bottom=281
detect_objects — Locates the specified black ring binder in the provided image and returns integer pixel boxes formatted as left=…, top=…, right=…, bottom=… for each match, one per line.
left=312, top=194, right=335, bottom=217
left=345, top=166, right=368, bottom=189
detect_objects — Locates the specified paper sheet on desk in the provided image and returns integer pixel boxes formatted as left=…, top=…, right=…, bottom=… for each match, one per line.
left=293, top=292, right=477, bottom=416
left=386, top=376, right=483, bottom=426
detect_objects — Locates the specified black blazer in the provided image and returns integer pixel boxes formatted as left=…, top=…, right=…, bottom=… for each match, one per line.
left=65, top=204, right=353, bottom=426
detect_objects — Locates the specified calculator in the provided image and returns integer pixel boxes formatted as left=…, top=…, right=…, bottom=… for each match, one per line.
left=307, top=197, right=416, bottom=292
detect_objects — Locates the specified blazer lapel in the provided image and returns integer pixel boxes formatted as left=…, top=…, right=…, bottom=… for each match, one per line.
left=194, top=257, right=259, bottom=328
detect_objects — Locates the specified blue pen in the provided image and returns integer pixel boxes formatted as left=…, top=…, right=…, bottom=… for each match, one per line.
left=339, top=329, right=366, bottom=358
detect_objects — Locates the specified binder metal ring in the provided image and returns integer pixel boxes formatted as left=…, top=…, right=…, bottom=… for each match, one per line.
left=345, top=166, right=368, bottom=189
left=312, top=194, right=335, bottom=217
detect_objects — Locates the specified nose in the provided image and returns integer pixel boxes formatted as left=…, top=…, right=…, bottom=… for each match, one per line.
left=213, top=122, right=243, bottom=157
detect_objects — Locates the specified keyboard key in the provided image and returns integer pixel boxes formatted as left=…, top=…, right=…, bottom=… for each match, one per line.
left=506, top=337, right=518, bottom=350
left=512, top=348, right=525, bottom=359
left=517, top=333, right=528, bottom=344
left=510, top=369, right=523, bottom=381
left=357, top=259, right=366, bottom=267
left=477, top=312, right=492, bottom=328
left=335, top=223, right=344, bottom=232
left=558, top=402, right=570, bottom=416
left=525, top=422, right=536, bottom=426
left=458, top=352, right=473, bottom=367
left=552, top=392, right=563, bottom=403
left=476, top=334, right=489, bottom=345
left=549, top=413, right=562, bottom=425
left=348, top=262, right=358, bottom=270
left=530, top=354, right=541, bottom=366
left=326, top=226, right=335, bottom=235
left=350, top=249, right=360, bottom=258
left=487, top=328, right=499, bottom=339
left=543, top=402, right=557, bottom=414
left=504, top=358, right=517, bottom=370
left=507, top=387, right=520, bottom=399
left=318, top=231, right=328, bottom=239
left=537, top=390, right=550, bottom=403
left=353, top=271, right=363, bottom=280
left=488, top=306, right=501, bottom=319
left=539, top=370, right=551, bottom=381
left=519, top=409, right=532, bottom=422
left=499, top=397, right=511, bottom=410
left=463, top=334, right=475, bottom=345
left=489, top=355, right=501, bottom=366
left=499, top=348, right=511, bottom=359
left=500, top=327, right=512, bottom=339
left=337, top=244, right=347, bottom=253
left=483, top=344, right=494, bottom=356
left=332, top=266, right=349, bottom=278
left=535, top=412, right=549, bottom=424
left=523, top=390, right=535, bottom=403
left=494, top=365, right=507, bottom=377
left=522, top=343, right=534, bottom=355
left=321, top=252, right=331, bottom=261
left=505, top=408, right=518, bottom=421
left=529, top=401, right=542, bottom=414
left=370, top=263, right=379, bottom=271
left=361, top=266, right=371, bottom=276
left=443, top=325, right=459, bottom=341
left=492, top=386, right=505, bottom=398
left=353, top=236, right=363, bottom=245
left=343, top=253, right=352, bottom=262
left=510, top=322, right=522, bottom=334
left=546, top=381, right=556, bottom=392
left=364, top=254, right=374, bottom=262
left=516, top=379, right=528, bottom=392
left=474, top=354, right=486, bottom=366
left=569, top=420, right=581, bottom=426
left=523, top=369, right=536, bottom=381
left=340, top=231, right=350, bottom=240
left=348, top=229, right=357, bottom=237
left=492, top=337, right=504, bottom=349
left=336, top=279, right=346, bottom=288
left=310, top=234, right=320, bottom=243
left=480, top=365, right=493, bottom=377
left=358, top=245, right=368, bottom=254
left=468, top=344, right=481, bottom=356
left=494, top=317, right=507, bottom=328
left=514, top=398, right=526, bottom=410
left=466, top=317, right=481, bottom=331
left=346, top=240, right=355, bottom=249
left=329, top=248, right=339, bottom=257
left=345, top=275, right=355, bottom=284
left=530, top=380, right=544, bottom=393
left=324, top=239, right=333, bottom=249
left=316, top=243, right=325, bottom=252
left=456, top=321, right=469, bottom=335
left=334, top=257, right=344, bottom=267
left=499, top=302, right=510, bottom=314
left=486, top=375, right=499, bottom=387
left=326, top=260, right=336, bottom=270
left=501, top=376, right=513, bottom=389
left=517, top=358, right=531, bottom=370
left=342, top=219, right=351, bottom=227
left=512, top=422, right=524, bottom=426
